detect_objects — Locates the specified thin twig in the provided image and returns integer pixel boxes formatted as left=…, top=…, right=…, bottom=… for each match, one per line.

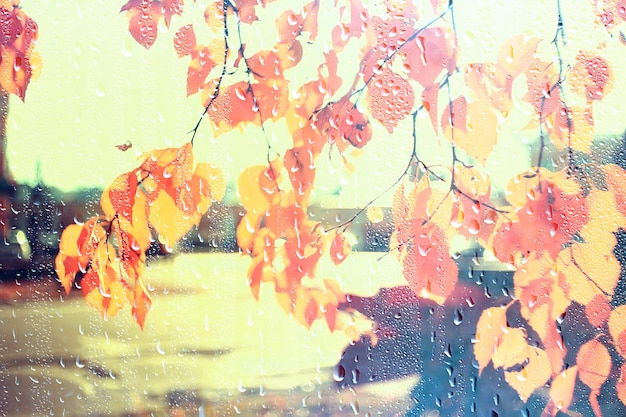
left=189, top=0, right=231, bottom=145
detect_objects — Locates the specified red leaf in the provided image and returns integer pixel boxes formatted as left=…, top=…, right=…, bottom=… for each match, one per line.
left=174, top=24, right=196, bottom=58
left=367, top=68, right=414, bottom=132
left=492, top=174, right=588, bottom=263
left=237, top=0, right=273, bottom=24
left=162, top=0, right=184, bottom=27
left=401, top=27, right=456, bottom=88
left=0, top=6, right=38, bottom=100
left=121, top=0, right=162, bottom=49
left=315, top=97, right=372, bottom=150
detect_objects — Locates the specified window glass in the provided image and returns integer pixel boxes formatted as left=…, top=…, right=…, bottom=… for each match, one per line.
left=1, top=1, right=626, bottom=416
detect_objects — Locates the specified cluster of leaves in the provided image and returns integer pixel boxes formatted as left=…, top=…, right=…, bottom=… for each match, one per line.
left=32, top=0, right=626, bottom=413
left=55, top=143, right=225, bottom=328
left=0, top=0, right=40, bottom=99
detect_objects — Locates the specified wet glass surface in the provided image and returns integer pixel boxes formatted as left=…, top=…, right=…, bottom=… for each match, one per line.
left=2, top=1, right=626, bottom=416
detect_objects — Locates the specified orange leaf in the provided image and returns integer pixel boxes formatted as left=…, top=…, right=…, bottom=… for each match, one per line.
left=238, top=165, right=276, bottom=215
left=0, top=4, right=38, bottom=100
left=187, top=44, right=219, bottom=96
left=83, top=267, right=127, bottom=319
left=284, top=146, right=316, bottom=203
left=577, top=339, right=611, bottom=393
left=315, top=97, right=372, bottom=150
left=101, top=171, right=139, bottom=221
left=131, top=282, right=152, bottom=329
left=585, top=295, right=611, bottom=328
left=548, top=366, right=578, bottom=416
left=329, top=231, right=351, bottom=265
left=402, top=224, right=457, bottom=305
left=236, top=0, right=273, bottom=23
left=464, top=63, right=513, bottom=114
left=450, top=166, right=496, bottom=244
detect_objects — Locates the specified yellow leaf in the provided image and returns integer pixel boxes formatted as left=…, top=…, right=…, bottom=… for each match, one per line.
left=492, top=328, right=528, bottom=370
left=609, top=305, right=626, bottom=358
left=58, top=224, right=83, bottom=258
left=504, top=347, right=551, bottom=402
left=366, top=206, right=384, bottom=224
left=148, top=190, right=199, bottom=248
left=239, top=165, right=275, bottom=215
left=474, top=306, right=508, bottom=374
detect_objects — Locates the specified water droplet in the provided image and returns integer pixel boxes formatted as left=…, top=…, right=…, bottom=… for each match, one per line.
left=453, top=308, right=463, bottom=325
left=333, top=365, right=346, bottom=382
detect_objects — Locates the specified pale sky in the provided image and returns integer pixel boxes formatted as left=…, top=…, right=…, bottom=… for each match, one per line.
left=6, top=0, right=626, bottom=206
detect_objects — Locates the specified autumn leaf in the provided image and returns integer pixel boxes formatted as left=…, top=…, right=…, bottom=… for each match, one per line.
left=0, top=4, right=39, bottom=100
left=464, top=63, right=513, bottom=114
left=367, top=68, right=414, bottom=132
left=577, top=339, right=611, bottom=416
left=55, top=218, right=108, bottom=294
left=441, top=96, right=500, bottom=164
left=120, top=0, right=163, bottom=49
left=584, top=295, right=611, bottom=328
left=315, top=97, right=372, bottom=150
left=402, top=223, right=458, bottom=305
left=497, top=35, right=540, bottom=79
left=236, top=0, right=273, bottom=24
left=450, top=166, right=497, bottom=244
left=504, top=346, right=551, bottom=402
left=174, top=24, right=196, bottom=58
left=473, top=306, right=508, bottom=374
left=491, top=169, right=588, bottom=264
left=329, top=231, right=351, bottom=266
left=131, top=282, right=152, bottom=329
left=547, top=366, right=578, bottom=416
left=401, top=27, right=456, bottom=88
left=284, top=146, right=316, bottom=204
left=570, top=52, right=612, bottom=102
left=609, top=305, right=626, bottom=358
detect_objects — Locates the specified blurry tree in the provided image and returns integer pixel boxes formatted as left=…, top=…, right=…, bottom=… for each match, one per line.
left=0, top=0, right=620, bottom=414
